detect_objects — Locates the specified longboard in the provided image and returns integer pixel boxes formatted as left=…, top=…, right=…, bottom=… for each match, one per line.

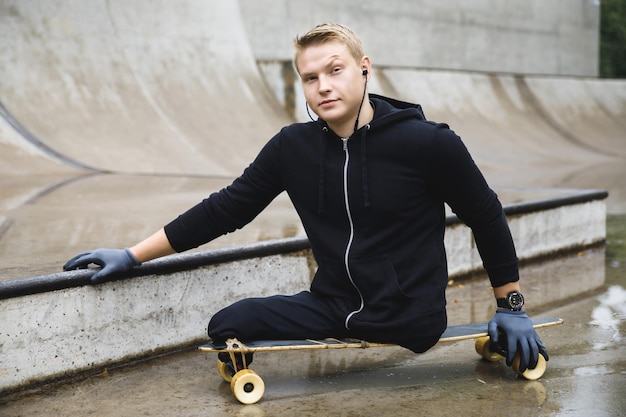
left=199, top=317, right=563, bottom=404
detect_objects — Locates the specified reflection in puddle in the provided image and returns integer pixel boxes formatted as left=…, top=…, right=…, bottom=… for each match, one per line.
left=590, top=285, right=626, bottom=350
left=573, top=365, right=612, bottom=376
left=236, top=405, right=266, bottom=417
left=522, top=381, right=547, bottom=406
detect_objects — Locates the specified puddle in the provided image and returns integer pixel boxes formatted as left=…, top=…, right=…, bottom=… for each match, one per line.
left=592, top=214, right=626, bottom=350
left=590, top=285, right=626, bottom=349
left=573, top=365, right=612, bottom=376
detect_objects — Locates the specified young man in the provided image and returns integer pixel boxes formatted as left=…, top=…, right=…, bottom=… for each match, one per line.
left=64, top=23, right=547, bottom=372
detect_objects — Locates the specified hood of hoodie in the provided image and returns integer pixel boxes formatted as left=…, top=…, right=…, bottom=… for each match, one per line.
left=368, top=93, right=427, bottom=123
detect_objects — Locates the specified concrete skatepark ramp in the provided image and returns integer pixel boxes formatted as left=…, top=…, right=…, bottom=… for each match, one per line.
left=1, top=0, right=625, bottom=281
left=371, top=69, right=626, bottom=192
left=1, top=0, right=624, bottom=179
left=0, top=0, right=291, bottom=176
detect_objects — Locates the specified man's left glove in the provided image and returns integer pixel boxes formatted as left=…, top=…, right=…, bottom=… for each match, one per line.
left=488, top=310, right=549, bottom=372
left=63, top=248, right=141, bottom=284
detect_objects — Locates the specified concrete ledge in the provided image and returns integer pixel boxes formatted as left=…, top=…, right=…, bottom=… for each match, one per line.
left=446, top=189, right=608, bottom=276
left=0, top=188, right=607, bottom=393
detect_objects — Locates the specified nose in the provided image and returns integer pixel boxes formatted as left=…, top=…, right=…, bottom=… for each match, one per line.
left=317, top=74, right=331, bottom=93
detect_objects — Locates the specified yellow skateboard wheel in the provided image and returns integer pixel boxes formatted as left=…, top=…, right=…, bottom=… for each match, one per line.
left=217, top=359, right=233, bottom=383
left=474, top=336, right=504, bottom=362
left=231, top=369, right=265, bottom=404
left=512, top=353, right=547, bottom=380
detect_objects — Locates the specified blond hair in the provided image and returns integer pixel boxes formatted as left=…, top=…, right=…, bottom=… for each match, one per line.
left=293, top=23, right=364, bottom=73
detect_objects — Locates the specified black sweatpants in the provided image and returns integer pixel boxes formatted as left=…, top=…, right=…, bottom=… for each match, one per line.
left=208, top=291, right=446, bottom=353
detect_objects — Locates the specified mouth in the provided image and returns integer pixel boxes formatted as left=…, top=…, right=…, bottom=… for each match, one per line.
left=319, top=99, right=338, bottom=108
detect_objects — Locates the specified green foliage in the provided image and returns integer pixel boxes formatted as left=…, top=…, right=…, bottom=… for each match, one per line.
left=600, top=0, right=626, bottom=78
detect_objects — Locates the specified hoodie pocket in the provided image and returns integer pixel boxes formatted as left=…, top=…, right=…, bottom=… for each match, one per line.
left=349, top=255, right=408, bottom=314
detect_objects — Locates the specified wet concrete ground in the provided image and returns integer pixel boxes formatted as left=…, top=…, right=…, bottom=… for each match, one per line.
left=1, top=232, right=624, bottom=417
left=1, top=288, right=623, bottom=416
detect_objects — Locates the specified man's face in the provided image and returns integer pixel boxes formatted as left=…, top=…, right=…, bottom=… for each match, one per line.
left=297, top=41, right=368, bottom=134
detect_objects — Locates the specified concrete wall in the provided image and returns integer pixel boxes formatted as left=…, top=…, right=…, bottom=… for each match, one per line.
left=0, top=190, right=607, bottom=393
left=239, top=0, right=600, bottom=76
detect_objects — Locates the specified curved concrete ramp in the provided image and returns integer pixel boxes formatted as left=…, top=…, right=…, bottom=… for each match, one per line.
left=2, top=1, right=624, bottom=182
left=372, top=69, right=625, bottom=190
left=0, top=0, right=291, bottom=176
left=0, top=107, right=74, bottom=176
left=522, top=76, right=626, bottom=157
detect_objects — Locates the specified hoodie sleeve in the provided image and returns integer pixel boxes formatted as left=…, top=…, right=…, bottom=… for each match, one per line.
left=427, top=125, right=519, bottom=287
left=164, top=134, right=284, bottom=252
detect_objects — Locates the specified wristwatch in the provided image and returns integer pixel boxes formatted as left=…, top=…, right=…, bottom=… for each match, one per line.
left=497, top=291, right=525, bottom=311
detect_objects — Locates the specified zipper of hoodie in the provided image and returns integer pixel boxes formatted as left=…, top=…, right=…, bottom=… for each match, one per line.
left=341, top=137, right=365, bottom=330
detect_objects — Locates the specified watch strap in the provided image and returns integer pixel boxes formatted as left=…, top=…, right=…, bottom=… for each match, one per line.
left=496, top=297, right=509, bottom=309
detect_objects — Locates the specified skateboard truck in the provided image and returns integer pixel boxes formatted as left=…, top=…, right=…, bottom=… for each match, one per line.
left=215, top=339, right=265, bottom=405
left=488, top=328, right=511, bottom=358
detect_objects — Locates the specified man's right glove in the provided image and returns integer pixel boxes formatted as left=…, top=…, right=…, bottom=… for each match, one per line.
left=63, top=248, right=141, bottom=284
left=488, top=310, right=549, bottom=373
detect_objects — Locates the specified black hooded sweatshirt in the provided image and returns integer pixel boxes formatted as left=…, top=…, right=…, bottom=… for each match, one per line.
left=164, top=94, right=519, bottom=331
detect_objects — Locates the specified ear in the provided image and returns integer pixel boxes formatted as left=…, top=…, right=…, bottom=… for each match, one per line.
left=360, top=56, right=372, bottom=79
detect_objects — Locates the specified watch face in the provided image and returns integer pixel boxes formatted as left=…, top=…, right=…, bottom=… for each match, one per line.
left=507, top=291, right=524, bottom=310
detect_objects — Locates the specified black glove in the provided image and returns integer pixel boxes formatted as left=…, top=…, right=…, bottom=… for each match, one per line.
left=488, top=310, right=549, bottom=372
left=63, top=248, right=141, bottom=284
